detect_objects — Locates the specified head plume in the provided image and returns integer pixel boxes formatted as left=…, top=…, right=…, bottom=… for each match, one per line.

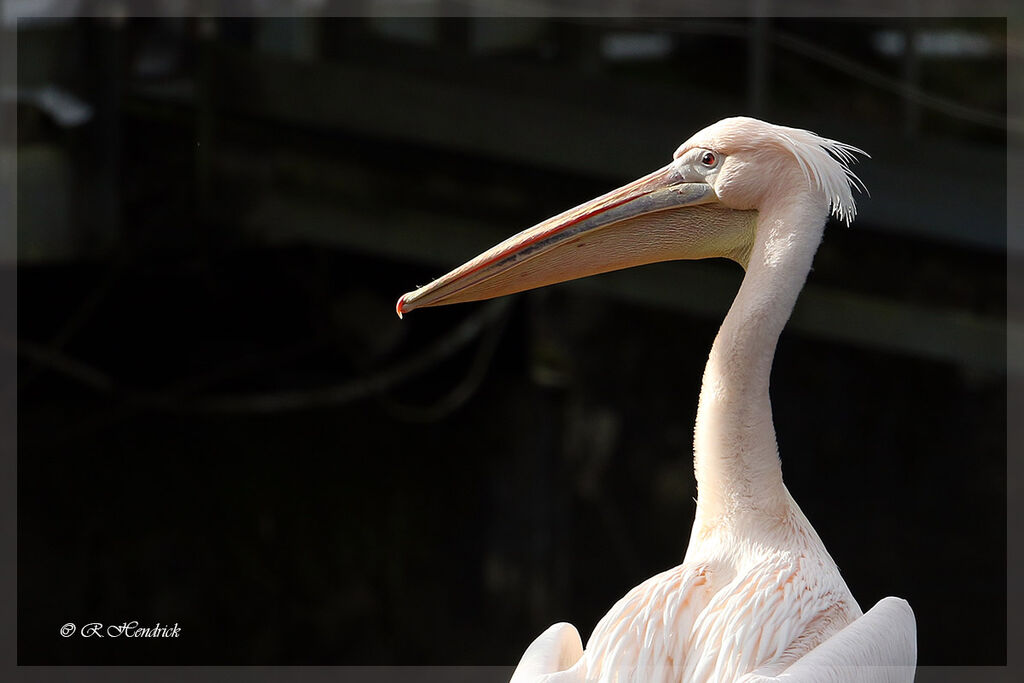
left=680, top=117, right=869, bottom=226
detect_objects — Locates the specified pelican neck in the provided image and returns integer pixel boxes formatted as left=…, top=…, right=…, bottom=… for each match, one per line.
left=691, top=192, right=829, bottom=529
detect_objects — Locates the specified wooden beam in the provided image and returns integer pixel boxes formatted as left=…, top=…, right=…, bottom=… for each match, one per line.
left=204, top=43, right=1008, bottom=251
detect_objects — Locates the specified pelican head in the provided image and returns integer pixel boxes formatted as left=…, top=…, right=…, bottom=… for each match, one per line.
left=396, top=117, right=865, bottom=316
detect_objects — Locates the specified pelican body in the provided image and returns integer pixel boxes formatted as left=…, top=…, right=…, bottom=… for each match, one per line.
left=396, top=118, right=916, bottom=682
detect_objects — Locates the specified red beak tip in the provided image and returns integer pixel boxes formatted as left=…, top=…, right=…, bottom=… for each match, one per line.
left=396, top=294, right=407, bottom=319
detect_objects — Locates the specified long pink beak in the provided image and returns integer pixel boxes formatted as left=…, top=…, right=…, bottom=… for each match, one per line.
left=396, top=163, right=743, bottom=317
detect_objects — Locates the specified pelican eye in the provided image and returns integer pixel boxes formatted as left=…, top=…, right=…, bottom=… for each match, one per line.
left=700, top=151, right=717, bottom=167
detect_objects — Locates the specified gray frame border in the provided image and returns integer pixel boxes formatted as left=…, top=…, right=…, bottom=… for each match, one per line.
left=1, top=2, right=1018, bottom=682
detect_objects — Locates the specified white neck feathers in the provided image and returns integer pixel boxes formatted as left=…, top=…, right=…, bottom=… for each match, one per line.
left=691, top=192, right=829, bottom=530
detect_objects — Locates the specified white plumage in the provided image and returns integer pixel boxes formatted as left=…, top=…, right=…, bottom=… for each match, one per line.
left=397, top=117, right=917, bottom=683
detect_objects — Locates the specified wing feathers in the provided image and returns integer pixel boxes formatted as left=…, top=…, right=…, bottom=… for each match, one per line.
left=508, top=571, right=914, bottom=683
left=509, top=622, right=585, bottom=683
left=738, top=597, right=916, bottom=683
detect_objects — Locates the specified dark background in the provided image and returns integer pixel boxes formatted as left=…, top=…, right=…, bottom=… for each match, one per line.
left=14, top=16, right=1006, bottom=667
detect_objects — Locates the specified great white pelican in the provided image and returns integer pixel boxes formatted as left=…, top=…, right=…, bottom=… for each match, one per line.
left=396, top=117, right=917, bottom=683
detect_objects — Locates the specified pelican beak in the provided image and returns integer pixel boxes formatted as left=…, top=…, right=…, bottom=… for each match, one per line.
left=395, top=163, right=754, bottom=317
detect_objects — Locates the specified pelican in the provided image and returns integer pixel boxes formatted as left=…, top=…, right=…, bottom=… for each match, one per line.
left=395, top=117, right=917, bottom=682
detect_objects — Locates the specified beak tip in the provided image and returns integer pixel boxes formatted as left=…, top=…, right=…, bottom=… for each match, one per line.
left=396, top=293, right=409, bottom=319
